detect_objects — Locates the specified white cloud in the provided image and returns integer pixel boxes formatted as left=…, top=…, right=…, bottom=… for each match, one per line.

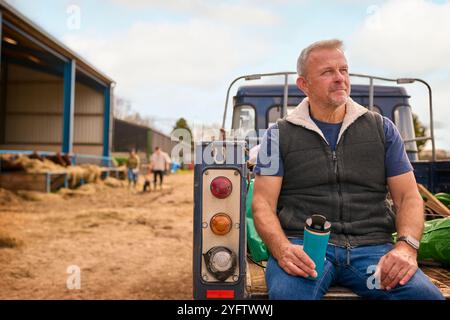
left=63, top=19, right=271, bottom=90
left=348, top=0, right=450, bottom=150
left=349, top=0, right=450, bottom=75
left=110, top=0, right=280, bottom=26
left=62, top=17, right=273, bottom=132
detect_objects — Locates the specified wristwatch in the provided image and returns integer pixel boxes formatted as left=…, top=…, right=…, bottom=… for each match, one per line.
left=397, top=236, right=420, bottom=251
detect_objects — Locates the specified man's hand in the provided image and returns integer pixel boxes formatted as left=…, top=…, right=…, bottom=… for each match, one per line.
left=276, top=242, right=318, bottom=279
left=252, top=176, right=318, bottom=279
left=375, top=242, right=418, bottom=291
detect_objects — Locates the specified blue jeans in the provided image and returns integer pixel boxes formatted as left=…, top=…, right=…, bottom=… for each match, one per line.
left=127, top=168, right=138, bottom=184
left=266, top=238, right=444, bottom=300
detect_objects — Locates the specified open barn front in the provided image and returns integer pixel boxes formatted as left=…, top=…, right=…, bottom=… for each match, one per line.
left=0, top=63, right=65, bottom=153
left=0, top=2, right=120, bottom=194
left=0, top=2, right=114, bottom=160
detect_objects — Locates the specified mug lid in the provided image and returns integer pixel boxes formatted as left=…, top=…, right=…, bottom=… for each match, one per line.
left=305, top=214, right=331, bottom=233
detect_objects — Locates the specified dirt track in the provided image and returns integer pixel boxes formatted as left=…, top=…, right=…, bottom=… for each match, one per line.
left=0, top=172, right=194, bottom=299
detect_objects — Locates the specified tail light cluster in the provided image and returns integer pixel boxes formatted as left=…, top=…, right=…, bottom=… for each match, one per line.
left=202, top=170, right=240, bottom=284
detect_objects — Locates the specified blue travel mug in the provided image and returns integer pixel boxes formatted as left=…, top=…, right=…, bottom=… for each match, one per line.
left=303, top=214, right=331, bottom=280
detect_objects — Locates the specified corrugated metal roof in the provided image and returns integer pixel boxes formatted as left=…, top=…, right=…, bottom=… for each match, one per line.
left=0, top=0, right=114, bottom=85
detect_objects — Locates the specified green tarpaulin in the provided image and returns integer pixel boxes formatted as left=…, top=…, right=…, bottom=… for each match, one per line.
left=246, top=179, right=269, bottom=262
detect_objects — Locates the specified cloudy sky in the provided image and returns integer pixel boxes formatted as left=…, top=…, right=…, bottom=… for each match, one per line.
left=5, top=0, right=450, bottom=150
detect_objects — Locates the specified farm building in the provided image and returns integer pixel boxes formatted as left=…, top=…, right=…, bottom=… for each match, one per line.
left=0, top=1, right=114, bottom=161
left=113, top=118, right=176, bottom=158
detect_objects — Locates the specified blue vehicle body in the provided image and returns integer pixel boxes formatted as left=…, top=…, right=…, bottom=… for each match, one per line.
left=234, top=84, right=409, bottom=134
left=233, top=84, right=450, bottom=194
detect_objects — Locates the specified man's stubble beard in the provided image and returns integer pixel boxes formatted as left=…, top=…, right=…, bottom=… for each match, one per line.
left=328, top=96, right=348, bottom=109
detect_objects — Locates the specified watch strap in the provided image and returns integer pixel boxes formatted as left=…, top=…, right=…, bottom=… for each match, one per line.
left=398, top=236, right=419, bottom=250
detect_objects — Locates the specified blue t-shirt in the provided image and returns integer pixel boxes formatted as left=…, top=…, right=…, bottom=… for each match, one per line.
left=254, top=116, right=413, bottom=177
left=312, top=117, right=342, bottom=151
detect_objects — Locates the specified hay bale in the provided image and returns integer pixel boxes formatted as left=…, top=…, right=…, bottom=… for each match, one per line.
left=0, top=188, right=21, bottom=206
left=58, top=184, right=97, bottom=197
left=5, top=155, right=119, bottom=190
left=77, top=183, right=97, bottom=195
left=0, top=154, right=24, bottom=171
left=15, top=155, right=35, bottom=172
left=103, top=177, right=124, bottom=188
left=6, top=154, right=65, bottom=174
left=17, top=190, right=62, bottom=202
left=16, top=155, right=64, bottom=173
left=2, top=155, right=112, bottom=193
left=81, top=164, right=102, bottom=183
left=57, top=188, right=73, bottom=197
left=66, top=166, right=85, bottom=188
left=41, top=158, right=64, bottom=171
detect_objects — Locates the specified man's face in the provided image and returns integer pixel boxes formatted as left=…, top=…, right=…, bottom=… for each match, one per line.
left=297, top=48, right=350, bottom=108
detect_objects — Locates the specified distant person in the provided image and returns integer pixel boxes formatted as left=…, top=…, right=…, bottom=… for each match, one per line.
left=143, top=162, right=153, bottom=192
left=149, top=147, right=171, bottom=190
left=126, top=149, right=140, bottom=188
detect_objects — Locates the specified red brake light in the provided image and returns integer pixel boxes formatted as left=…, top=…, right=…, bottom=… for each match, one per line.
left=206, top=289, right=235, bottom=299
left=210, top=176, right=232, bottom=199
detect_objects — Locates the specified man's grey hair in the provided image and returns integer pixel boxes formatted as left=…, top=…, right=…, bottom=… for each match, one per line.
left=297, top=39, right=344, bottom=77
